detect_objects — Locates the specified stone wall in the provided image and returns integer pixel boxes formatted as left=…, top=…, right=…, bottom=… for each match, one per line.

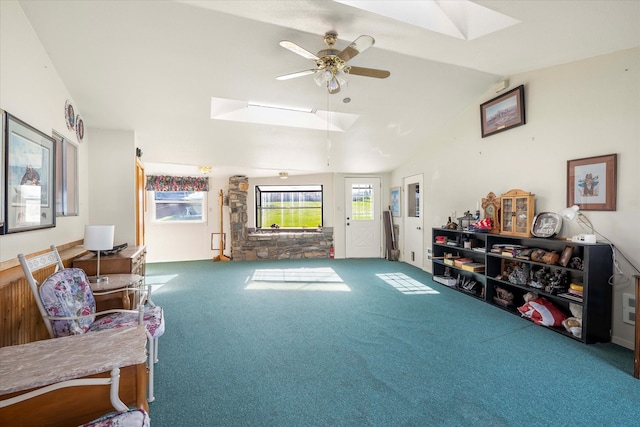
left=233, top=229, right=334, bottom=261
left=228, top=175, right=334, bottom=261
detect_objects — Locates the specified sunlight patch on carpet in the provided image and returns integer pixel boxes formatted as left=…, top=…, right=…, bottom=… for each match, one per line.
left=145, top=274, right=179, bottom=285
left=143, top=274, right=179, bottom=293
left=376, top=273, right=440, bottom=295
left=245, top=267, right=351, bottom=292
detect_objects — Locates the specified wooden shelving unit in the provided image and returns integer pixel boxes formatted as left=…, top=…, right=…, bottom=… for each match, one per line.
left=432, top=228, right=613, bottom=344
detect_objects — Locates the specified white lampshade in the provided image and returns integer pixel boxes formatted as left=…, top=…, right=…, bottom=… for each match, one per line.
left=84, top=225, right=115, bottom=251
left=327, top=77, right=340, bottom=93
left=559, top=205, right=580, bottom=221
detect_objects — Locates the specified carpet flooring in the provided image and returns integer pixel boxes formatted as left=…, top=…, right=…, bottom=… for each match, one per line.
left=146, top=258, right=639, bottom=426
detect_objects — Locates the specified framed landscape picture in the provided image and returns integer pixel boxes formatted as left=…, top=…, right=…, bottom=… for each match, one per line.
left=0, top=109, right=5, bottom=234
left=5, top=113, right=56, bottom=233
left=480, top=85, right=526, bottom=138
left=567, top=153, right=617, bottom=211
left=390, top=186, right=401, bottom=217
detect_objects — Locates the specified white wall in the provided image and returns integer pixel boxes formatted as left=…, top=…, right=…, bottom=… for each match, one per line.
left=391, top=47, right=640, bottom=349
left=88, top=129, right=137, bottom=246
left=0, top=1, right=90, bottom=262
left=144, top=176, right=230, bottom=263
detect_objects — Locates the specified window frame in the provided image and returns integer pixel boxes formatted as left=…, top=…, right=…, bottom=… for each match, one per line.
left=53, top=131, right=79, bottom=217
left=150, top=190, right=207, bottom=224
left=255, top=184, right=323, bottom=230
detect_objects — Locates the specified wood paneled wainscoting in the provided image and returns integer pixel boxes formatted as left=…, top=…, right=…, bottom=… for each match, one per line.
left=0, top=241, right=87, bottom=348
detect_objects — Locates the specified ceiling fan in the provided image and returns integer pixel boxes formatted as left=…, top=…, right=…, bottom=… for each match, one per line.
left=276, top=31, right=390, bottom=94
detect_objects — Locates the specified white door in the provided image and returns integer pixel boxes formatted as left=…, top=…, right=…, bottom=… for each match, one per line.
left=403, top=174, right=424, bottom=269
left=345, top=177, right=381, bottom=258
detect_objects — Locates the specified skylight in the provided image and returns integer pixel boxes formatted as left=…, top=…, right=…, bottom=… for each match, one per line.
left=211, top=97, right=359, bottom=131
left=334, top=0, right=520, bottom=40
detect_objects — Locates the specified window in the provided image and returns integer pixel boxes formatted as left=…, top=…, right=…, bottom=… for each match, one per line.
left=408, top=183, right=420, bottom=217
left=255, top=185, right=323, bottom=229
left=350, top=183, right=374, bottom=220
left=152, top=191, right=206, bottom=222
left=54, top=132, right=78, bottom=216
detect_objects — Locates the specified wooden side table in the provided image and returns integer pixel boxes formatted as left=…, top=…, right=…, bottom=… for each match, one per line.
left=73, top=245, right=146, bottom=277
left=74, top=246, right=146, bottom=310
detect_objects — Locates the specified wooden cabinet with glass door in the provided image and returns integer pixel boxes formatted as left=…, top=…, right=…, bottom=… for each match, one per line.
left=500, top=189, right=535, bottom=237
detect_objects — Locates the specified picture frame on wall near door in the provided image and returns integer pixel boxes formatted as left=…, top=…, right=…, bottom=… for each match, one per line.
left=0, top=108, right=5, bottom=234
left=390, top=186, right=401, bottom=217
left=5, top=113, right=56, bottom=233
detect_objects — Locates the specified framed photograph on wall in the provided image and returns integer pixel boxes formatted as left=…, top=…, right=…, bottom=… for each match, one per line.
left=0, top=109, right=5, bottom=234
left=390, top=186, right=401, bottom=217
left=567, top=153, right=617, bottom=211
left=480, top=85, right=526, bottom=138
left=5, top=113, right=56, bottom=233
left=211, top=232, right=226, bottom=250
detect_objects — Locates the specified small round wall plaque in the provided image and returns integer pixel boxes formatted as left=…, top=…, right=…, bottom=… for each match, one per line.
left=531, top=212, right=562, bottom=238
left=76, top=115, right=84, bottom=143
left=65, top=99, right=75, bottom=130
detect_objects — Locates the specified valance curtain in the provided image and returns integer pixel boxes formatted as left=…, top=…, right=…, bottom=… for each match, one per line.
left=145, top=175, right=209, bottom=192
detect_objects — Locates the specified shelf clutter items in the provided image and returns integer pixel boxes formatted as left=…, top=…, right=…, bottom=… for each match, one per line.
left=432, top=227, right=613, bottom=344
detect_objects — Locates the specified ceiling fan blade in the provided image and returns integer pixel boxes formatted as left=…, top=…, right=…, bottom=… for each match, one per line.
left=337, top=35, right=374, bottom=62
left=276, top=69, right=318, bottom=81
left=347, top=66, right=390, bottom=79
left=279, top=40, right=319, bottom=60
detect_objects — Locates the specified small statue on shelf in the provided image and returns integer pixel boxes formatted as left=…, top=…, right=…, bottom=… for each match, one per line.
left=493, top=286, right=514, bottom=306
left=528, top=267, right=548, bottom=290
left=444, top=217, right=458, bottom=230
left=508, top=263, right=530, bottom=285
left=545, top=269, right=567, bottom=295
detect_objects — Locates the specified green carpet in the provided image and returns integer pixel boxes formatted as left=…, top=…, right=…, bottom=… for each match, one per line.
left=146, top=259, right=639, bottom=426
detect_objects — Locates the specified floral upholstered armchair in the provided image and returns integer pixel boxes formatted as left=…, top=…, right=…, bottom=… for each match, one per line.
left=18, top=246, right=165, bottom=402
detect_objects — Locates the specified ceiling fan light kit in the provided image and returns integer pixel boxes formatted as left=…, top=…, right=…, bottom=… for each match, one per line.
left=278, top=31, right=390, bottom=94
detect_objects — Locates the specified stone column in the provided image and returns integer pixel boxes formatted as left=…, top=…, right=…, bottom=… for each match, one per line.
left=228, top=175, right=249, bottom=260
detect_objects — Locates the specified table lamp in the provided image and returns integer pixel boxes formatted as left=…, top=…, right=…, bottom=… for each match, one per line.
left=84, top=225, right=115, bottom=283
left=558, top=205, right=596, bottom=241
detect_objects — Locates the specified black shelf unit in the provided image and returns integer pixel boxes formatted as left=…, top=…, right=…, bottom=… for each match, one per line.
left=431, top=228, right=613, bottom=344
left=431, top=228, right=488, bottom=300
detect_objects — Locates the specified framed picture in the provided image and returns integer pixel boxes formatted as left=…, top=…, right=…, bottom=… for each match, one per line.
left=0, top=109, right=5, bottom=234
left=211, top=232, right=226, bottom=250
left=390, top=186, right=401, bottom=217
left=567, top=153, right=617, bottom=211
left=5, top=114, right=56, bottom=233
left=480, top=85, right=526, bottom=138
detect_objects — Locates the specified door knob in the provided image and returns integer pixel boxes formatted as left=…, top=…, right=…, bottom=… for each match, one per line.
left=417, top=226, right=421, bottom=230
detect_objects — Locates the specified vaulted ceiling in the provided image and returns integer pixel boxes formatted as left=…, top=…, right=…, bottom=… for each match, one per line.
left=17, top=0, right=640, bottom=178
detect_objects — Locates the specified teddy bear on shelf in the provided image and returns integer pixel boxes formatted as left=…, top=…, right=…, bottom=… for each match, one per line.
left=562, top=303, right=582, bottom=339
